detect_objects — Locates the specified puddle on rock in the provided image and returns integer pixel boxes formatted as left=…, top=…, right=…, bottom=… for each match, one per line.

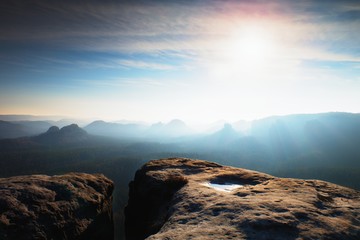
left=201, top=182, right=243, bottom=192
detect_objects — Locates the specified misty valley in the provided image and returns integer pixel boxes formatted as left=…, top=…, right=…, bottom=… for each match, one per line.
left=0, top=112, right=359, bottom=239
left=2, top=0, right=360, bottom=239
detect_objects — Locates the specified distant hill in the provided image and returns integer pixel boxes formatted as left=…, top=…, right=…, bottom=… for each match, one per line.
left=46, top=119, right=91, bottom=128
left=0, top=121, right=28, bottom=139
left=146, top=119, right=193, bottom=139
left=34, top=124, right=89, bottom=145
left=201, top=123, right=241, bottom=148
left=1, top=112, right=360, bottom=170
left=250, top=112, right=360, bottom=165
left=85, top=119, right=193, bottom=140
left=1, top=113, right=360, bottom=240
left=13, top=121, right=53, bottom=135
left=211, top=123, right=240, bottom=141
left=0, top=120, right=53, bottom=139
left=85, top=120, right=146, bottom=139
left=0, top=124, right=92, bottom=150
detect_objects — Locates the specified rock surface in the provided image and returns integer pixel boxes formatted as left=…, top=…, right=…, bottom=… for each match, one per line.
left=125, top=158, right=360, bottom=240
left=0, top=173, right=114, bottom=240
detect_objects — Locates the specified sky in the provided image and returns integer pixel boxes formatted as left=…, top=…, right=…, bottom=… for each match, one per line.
left=1, top=0, right=360, bottom=124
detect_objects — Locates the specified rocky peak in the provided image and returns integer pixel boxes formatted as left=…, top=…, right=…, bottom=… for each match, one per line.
left=167, top=119, right=187, bottom=128
left=147, top=120, right=191, bottom=138
left=202, top=123, right=240, bottom=147
left=90, top=120, right=106, bottom=125
left=46, top=125, right=60, bottom=133
left=59, top=123, right=85, bottom=134
left=0, top=173, right=114, bottom=240
left=125, top=158, right=360, bottom=240
left=219, top=123, right=237, bottom=134
left=35, top=124, right=88, bottom=144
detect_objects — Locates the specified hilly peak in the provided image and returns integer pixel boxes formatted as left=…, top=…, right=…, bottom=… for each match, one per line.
left=147, top=119, right=191, bottom=138
left=46, top=126, right=60, bottom=133
left=84, top=120, right=147, bottom=139
left=36, top=124, right=88, bottom=145
left=201, top=123, right=240, bottom=147
left=167, top=119, right=186, bottom=127
left=59, top=124, right=85, bottom=134
left=213, top=123, right=238, bottom=137
left=85, top=120, right=120, bottom=129
left=0, top=120, right=27, bottom=139
left=150, top=119, right=186, bottom=128
left=90, top=120, right=107, bottom=125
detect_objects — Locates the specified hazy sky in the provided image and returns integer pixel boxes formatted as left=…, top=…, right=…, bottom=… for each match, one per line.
left=1, top=0, right=360, bottom=123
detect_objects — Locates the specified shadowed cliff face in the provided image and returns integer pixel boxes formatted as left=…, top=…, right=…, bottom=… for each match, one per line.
left=0, top=173, right=114, bottom=240
left=125, top=158, right=360, bottom=240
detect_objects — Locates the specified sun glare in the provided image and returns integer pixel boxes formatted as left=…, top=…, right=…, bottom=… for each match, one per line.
left=209, top=25, right=277, bottom=79
left=227, top=26, right=275, bottom=68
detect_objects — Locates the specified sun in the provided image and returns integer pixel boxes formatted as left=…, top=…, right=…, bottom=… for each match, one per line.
left=227, top=26, right=275, bottom=69
left=209, top=25, right=276, bottom=78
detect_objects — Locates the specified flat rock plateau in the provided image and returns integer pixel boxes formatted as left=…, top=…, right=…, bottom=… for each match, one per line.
left=125, top=158, right=360, bottom=240
left=0, top=173, right=114, bottom=240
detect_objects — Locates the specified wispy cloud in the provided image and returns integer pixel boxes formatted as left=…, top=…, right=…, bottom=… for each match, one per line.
left=78, top=78, right=164, bottom=88
left=116, top=60, right=175, bottom=70
left=78, top=75, right=192, bottom=89
left=1, top=0, right=360, bottom=71
left=2, top=0, right=360, bottom=121
left=36, top=56, right=179, bottom=71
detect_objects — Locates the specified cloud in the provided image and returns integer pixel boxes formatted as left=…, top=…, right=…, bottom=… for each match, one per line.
left=116, top=60, right=175, bottom=70
left=1, top=0, right=359, bottom=68
left=23, top=56, right=180, bottom=72
left=78, top=77, right=166, bottom=89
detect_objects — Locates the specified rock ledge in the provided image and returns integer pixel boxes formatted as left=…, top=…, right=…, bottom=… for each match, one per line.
left=0, top=172, right=114, bottom=240
left=125, top=158, right=360, bottom=240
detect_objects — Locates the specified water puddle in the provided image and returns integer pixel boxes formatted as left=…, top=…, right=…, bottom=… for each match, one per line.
left=201, top=182, right=243, bottom=192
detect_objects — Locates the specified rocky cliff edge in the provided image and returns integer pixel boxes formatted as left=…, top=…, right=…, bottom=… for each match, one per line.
left=0, top=173, right=114, bottom=240
left=125, top=158, right=360, bottom=240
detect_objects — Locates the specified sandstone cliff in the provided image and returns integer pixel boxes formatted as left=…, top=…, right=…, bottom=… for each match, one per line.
left=0, top=173, right=114, bottom=240
left=125, top=158, right=360, bottom=240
